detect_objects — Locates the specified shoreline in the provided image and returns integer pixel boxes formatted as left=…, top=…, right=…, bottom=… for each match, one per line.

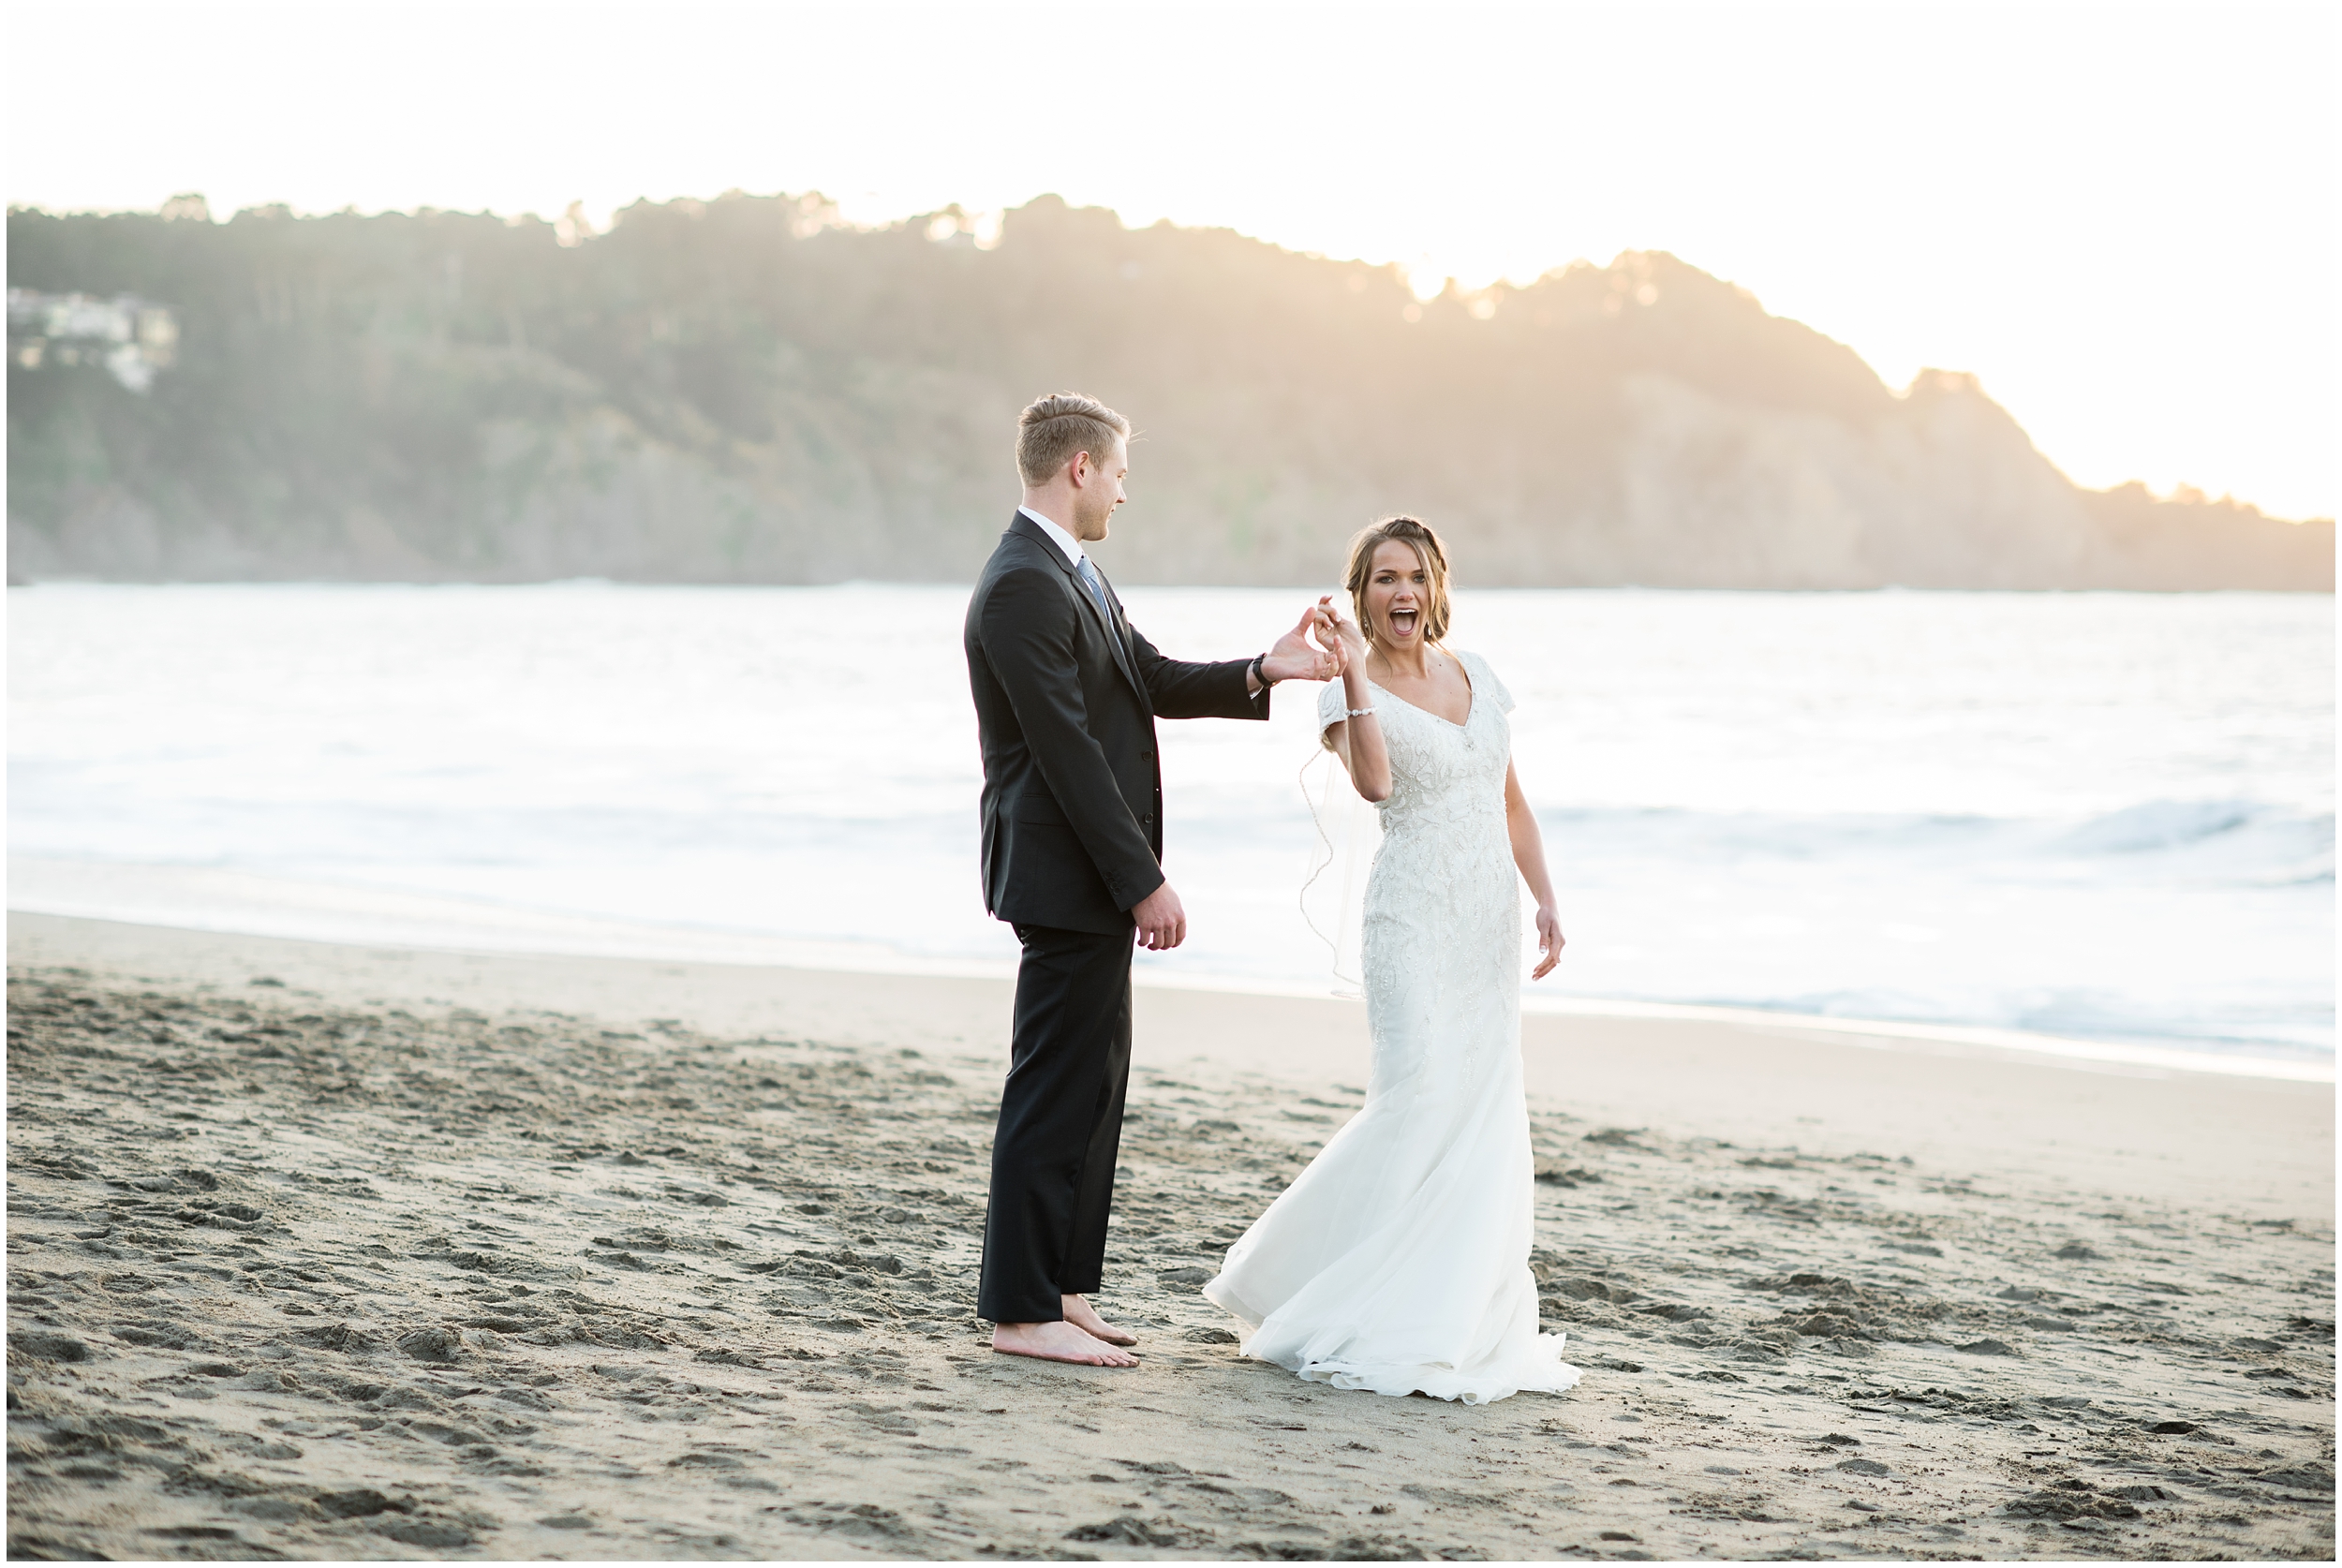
left=10, top=857, right=2330, bottom=1084
left=9, top=911, right=2334, bottom=1219
left=7, top=912, right=2333, bottom=1561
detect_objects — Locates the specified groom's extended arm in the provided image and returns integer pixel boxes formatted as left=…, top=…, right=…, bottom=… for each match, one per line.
left=1127, top=625, right=1266, bottom=721
left=978, top=567, right=1166, bottom=911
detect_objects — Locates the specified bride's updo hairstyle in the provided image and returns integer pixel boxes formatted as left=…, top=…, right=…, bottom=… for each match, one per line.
left=1342, top=516, right=1455, bottom=649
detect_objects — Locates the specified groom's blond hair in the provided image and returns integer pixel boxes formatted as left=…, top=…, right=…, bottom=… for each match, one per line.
left=1343, top=516, right=1455, bottom=648
left=1017, top=392, right=1131, bottom=485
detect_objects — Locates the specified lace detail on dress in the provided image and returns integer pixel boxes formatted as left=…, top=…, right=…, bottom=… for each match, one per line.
left=1358, top=649, right=1518, bottom=1096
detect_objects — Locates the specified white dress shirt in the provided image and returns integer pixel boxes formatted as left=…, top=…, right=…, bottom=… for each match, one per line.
left=1017, top=505, right=1086, bottom=569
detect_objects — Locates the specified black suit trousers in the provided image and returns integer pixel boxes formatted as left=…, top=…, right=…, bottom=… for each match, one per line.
left=976, top=922, right=1134, bottom=1323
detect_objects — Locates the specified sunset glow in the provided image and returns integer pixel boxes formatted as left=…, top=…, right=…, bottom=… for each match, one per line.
left=7, top=1, right=2335, bottom=518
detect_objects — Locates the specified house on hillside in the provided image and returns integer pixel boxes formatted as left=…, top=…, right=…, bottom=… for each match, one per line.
left=7, top=288, right=179, bottom=392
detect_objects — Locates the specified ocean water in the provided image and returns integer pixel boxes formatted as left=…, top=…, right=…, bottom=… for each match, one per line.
left=7, top=583, right=2332, bottom=1067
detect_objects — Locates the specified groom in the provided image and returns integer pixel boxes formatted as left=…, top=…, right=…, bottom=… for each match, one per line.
left=965, top=392, right=1337, bottom=1366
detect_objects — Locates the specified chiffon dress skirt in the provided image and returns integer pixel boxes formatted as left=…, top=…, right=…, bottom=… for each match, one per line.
left=1203, top=651, right=1580, bottom=1404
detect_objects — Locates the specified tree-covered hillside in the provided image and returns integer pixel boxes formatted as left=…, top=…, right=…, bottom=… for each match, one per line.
left=7, top=194, right=2330, bottom=588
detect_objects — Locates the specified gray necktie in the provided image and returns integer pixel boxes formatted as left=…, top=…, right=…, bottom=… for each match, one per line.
left=1075, top=555, right=1114, bottom=626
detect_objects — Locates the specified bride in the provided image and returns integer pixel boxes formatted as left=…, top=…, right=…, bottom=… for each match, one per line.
left=1202, top=516, right=1581, bottom=1404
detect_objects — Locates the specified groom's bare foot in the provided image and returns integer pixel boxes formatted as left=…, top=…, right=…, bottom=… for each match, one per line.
left=1062, top=1293, right=1137, bottom=1347
left=992, top=1320, right=1137, bottom=1367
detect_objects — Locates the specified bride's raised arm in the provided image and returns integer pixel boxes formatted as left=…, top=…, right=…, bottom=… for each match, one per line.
left=1320, top=609, right=1391, bottom=802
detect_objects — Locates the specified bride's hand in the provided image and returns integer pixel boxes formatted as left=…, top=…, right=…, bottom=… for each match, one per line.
left=1325, top=602, right=1370, bottom=666
left=1310, top=599, right=1350, bottom=672
left=1531, top=906, right=1565, bottom=980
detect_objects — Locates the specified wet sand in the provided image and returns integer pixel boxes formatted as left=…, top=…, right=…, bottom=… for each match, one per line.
left=7, top=913, right=2335, bottom=1561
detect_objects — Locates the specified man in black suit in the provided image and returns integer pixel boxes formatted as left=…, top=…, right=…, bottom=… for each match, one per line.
left=965, top=392, right=1338, bottom=1366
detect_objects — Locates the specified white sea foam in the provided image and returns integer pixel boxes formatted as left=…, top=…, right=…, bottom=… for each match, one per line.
left=7, top=582, right=2331, bottom=1069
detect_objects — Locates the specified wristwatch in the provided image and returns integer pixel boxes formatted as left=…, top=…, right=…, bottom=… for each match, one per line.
left=1250, top=652, right=1277, bottom=690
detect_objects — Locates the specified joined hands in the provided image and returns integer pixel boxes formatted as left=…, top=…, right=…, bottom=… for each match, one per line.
left=1262, top=599, right=1345, bottom=684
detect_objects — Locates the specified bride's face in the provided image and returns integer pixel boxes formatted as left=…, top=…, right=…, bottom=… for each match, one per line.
left=1362, top=540, right=1430, bottom=650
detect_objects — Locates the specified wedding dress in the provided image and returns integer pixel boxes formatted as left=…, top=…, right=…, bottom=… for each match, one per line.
left=1202, top=650, right=1580, bottom=1404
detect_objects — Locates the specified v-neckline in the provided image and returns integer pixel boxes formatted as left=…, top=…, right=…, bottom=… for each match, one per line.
left=1367, top=655, right=1475, bottom=730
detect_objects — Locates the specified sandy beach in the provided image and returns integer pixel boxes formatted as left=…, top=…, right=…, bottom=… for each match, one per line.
left=6, top=912, right=2334, bottom=1561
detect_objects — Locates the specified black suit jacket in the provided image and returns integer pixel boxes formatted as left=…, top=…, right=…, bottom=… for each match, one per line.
left=965, top=512, right=1267, bottom=935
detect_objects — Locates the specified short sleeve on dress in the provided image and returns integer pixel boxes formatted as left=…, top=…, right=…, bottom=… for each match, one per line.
left=1465, top=650, right=1515, bottom=715
left=1316, top=679, right=1350, bottom=749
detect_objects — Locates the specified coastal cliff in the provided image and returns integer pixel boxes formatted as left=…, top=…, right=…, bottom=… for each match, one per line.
left=7, top=195, right=2329, bottom=588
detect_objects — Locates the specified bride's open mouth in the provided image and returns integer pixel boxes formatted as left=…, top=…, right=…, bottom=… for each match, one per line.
left=1387, top=608, right=1419, bottom=639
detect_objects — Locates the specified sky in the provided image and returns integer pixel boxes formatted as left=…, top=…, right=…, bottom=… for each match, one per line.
left=7, top=1, right=2335, bottom=520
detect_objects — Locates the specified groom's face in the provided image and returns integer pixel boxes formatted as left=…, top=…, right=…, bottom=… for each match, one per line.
left=1071, top=440, right=1130, bottom=541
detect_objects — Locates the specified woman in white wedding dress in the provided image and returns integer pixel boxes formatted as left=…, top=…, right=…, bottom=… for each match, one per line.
left=1203, top=517, right=1581, bottom=1404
